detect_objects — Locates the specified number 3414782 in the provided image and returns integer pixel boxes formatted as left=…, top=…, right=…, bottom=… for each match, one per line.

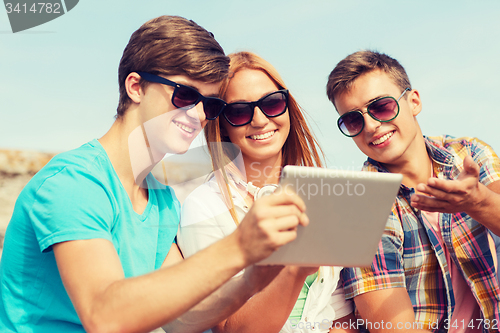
left=444, top=319, right=498, bottom=330
left=5, top=3, right=62, bottom=14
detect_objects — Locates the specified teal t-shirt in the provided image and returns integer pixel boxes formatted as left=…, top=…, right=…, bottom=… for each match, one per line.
left=0, top=139, right=180, bottom=332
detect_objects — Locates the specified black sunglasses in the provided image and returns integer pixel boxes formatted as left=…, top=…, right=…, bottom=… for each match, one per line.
left=223, top=90, right=289, bottom=126
left=136, top=72, right=226, bottom=120
left=337, top=88, right=410, bottom=137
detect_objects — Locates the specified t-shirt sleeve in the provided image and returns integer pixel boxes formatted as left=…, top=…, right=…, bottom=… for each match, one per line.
left=342, top=204, right=406, bottom=299
left=30, top=166, right=115, bottom=253
left=177, top=186, right=235, bottom=259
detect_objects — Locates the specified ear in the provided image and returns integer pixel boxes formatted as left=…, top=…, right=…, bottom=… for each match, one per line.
left=407, top=89, right=422, bottom=117
left=125, top=72, right=144, bottom=104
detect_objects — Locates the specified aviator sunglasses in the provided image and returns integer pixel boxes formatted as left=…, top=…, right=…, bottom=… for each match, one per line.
left=223, top=89, right=289, bottom=126
left=136, top=72, right=227, bottom=120
left=337, top=88, right=411, bottom=137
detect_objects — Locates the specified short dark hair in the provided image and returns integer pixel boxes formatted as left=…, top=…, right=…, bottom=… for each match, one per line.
left=116, top=15, right=230, bottom=117
left=326, top=50, right=411, bottom=108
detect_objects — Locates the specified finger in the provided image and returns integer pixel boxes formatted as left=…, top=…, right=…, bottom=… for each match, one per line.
left=416, top=182, right=458, bottom=200
left=412, top=204, right=446, bottom=213
left=276, top=190, right=306, bottom=212
left=248, top=203, right=308, bottom=229
left=271, top=225, right=299, bottom=246
left=260, top=213, right=309, bottom=228
left=278, top=211, right=308, bottom=228
left=424, top=178, right=469, bottom=195
left=424, top=178, right=454, bottom=193
left=463, top=155, right=480, bottom=177
left=264, top=214, right=307, bottom=234
left=275, top=214, right=302, bottom=231
left=411, top=194, right=449, bottom=211
left=298, top=212, right=309, bottom=226
left=264, top=189, right=306, bottom=212
left=254, top=204, right=303, bottom=220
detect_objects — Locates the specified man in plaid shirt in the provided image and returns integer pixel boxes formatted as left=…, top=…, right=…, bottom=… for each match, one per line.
left=326, top=50, right=500, bottom=332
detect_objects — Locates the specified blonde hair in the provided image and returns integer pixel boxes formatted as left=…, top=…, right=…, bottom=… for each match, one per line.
left=205, top=51, right=324, bottom=223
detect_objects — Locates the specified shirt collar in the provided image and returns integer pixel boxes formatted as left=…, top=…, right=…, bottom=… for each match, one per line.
left=424, top=136, right=455, bottom=167
left=207, top=173, right=246, bottom=202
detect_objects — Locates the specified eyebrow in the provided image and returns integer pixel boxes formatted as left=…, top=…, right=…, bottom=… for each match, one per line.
left=227, top=89, right=278, bottom=104
left=175, top=81, right=199, bottom=92
left=175, top=80, right=220, bottom=98
left=347, top=94, right=389, bottom=113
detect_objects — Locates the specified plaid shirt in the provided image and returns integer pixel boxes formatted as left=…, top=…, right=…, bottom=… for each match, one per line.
left=343, top=135, right=500, bottom=333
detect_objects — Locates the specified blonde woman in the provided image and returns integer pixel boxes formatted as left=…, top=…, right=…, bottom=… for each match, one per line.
left=178, top=52, right=356, bottom=333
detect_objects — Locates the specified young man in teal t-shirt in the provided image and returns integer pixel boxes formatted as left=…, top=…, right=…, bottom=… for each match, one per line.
left=0, top=16, right=310, bottom=333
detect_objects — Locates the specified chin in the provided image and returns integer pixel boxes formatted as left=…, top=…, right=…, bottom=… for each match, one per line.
left=167, top=145, right=190, bottom=155
left=159, top=139, right=192, bottom=155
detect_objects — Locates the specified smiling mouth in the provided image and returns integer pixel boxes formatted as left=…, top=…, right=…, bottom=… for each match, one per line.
left=249, top=130, right=276, bottom=140
left=174, top=121, right=196, bottom=134
left=371, top=131, right=394, bottom=146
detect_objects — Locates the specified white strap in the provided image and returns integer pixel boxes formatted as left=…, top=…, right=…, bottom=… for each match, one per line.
left=246, top=181, right=261, bottom=197
left=235, top=179, right=277, bottom=199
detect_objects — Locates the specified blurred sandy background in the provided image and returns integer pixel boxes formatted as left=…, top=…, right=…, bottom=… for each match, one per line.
left=0, top=150, right=55, bottom=257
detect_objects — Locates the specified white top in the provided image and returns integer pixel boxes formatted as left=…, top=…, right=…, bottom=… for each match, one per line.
left=178, top=176, right=353, bottom=333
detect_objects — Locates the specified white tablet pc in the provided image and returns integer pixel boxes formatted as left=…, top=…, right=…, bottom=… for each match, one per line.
left=258, top=165, right=402, bottom=267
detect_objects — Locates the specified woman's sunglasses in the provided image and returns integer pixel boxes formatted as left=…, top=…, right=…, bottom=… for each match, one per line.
left=136, top=72, right=227, bottom=120
left=223, top=90, right=289, bottom=127
left=337, top=88, right=411, bottom=137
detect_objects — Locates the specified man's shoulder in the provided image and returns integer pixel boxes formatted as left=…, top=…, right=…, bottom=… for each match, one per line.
left=18, top=140, right=112, bottom=206
left=49, top=139, right=107, bottom=171
left=425, top=135, right=498, bottom=168
left=34, top=140, right=109, bottom=183
left=426, top=134, right=490, bottom=151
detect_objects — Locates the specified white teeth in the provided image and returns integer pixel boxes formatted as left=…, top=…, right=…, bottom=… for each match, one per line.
left=372, top=132, right=394, bottom=145
left=250, top=131, right=275, bottom=140
left=175, top=122, right=195, bottom=133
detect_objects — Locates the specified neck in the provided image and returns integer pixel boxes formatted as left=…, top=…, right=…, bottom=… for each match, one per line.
left=381, top=134, right=432, bottom=189
left=243, top=154, right=283, bottom=187
left=99, top=108, right=160, bottom=193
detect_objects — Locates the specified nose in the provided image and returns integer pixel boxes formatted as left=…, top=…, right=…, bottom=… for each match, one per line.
left=186, top=101, right=206, bottom=124
left=250, top=106, right=269, bottom=127
left=362, top=111, right=381, bottom=134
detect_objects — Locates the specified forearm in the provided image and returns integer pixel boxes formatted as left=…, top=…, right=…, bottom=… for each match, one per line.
left=214, top=266, right=310, bottom=333
left=60, top=191, right=308, bottom=333
left=162, top=272, right=256, bottom=333
left=329, top=313, right=358, bottom=333
left=82, top=234, right=248, bottom=333
left=354, top=288, right=431, bottom=333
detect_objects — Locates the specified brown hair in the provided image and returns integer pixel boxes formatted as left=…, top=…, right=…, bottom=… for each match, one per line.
left=116, top=15, right=229, bottom=117
left=205, top=51, right=324, bottom=223
left=326, top=50, right=411, bottom=108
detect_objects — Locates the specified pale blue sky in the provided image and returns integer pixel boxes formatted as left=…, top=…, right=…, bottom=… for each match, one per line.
left=1, top=0, right=499, bottom=169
